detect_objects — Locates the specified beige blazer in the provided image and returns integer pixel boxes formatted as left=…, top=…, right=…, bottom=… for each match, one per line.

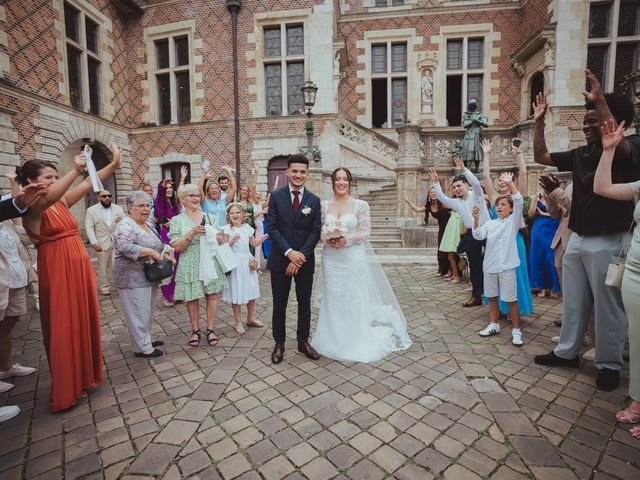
left=547, top=184, right=573, bottom=255
left=85, top=203, right=125, bottom=250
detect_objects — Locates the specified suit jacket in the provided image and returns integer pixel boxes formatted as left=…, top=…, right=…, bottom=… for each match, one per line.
left=547, top=184, right=573, bottom=256
left=0, top=197, right=27, bottom=222
left=266, top=185, right=322, bottom=273
left=85, top=203, right=125, bottom=250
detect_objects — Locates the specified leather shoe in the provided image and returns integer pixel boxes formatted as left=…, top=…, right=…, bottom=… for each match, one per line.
left=462, top=297, right=482, bottom=307
left=272, top=343, right=284, bottom=364
left=596, top=368, right=620, bottom=392
left=298, top=342, right=320, bottom=361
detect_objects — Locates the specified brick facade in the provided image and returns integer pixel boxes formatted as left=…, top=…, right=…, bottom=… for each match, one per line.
left=1, top=0, right=604, bottom=225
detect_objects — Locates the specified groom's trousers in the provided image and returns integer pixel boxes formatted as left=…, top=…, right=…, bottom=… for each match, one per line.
left=271, top=264, right=314, bottom=344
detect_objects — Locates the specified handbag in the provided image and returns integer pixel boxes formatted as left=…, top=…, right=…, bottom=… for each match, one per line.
left=605, top=221, right=635, bottom=288
left=143, top=259, right=173, bottom=282
left=215, top=243, right=239, bottom=273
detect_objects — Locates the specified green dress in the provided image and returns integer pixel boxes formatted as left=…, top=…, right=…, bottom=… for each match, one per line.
left=169, top=213, right=227, bottom=302
left=439, top=211, right=464, bottom=253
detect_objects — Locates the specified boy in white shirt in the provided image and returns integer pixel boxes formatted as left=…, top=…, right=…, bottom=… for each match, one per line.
left=472, top=172, right=524, bottom=346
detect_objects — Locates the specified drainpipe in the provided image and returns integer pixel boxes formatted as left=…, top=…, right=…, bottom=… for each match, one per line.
left=226, top=0, right=242, bottom=188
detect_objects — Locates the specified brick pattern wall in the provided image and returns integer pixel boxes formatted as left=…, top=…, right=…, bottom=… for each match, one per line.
left=338, top=2, right=552, bottom=126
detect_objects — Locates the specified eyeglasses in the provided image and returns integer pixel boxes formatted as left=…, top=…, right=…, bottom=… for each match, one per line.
left=186, top=194, right=200, bottom=199
left=100, top=194, right=112, bottom=198
left=133, top=204, right=150, bottom=209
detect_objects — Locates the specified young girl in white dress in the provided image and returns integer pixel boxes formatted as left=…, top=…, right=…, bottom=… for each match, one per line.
left=222, top=203, right=268, bottom=334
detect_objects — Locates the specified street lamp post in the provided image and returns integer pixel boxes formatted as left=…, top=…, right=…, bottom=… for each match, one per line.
left=300, top=81, right=321, bottom=162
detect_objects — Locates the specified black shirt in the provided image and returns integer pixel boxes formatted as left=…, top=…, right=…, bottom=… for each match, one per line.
left=550, top=135, right=640, bottom=236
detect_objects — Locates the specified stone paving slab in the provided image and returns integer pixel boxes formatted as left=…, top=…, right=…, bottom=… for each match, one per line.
left=1, top=265, right=640, bottom=479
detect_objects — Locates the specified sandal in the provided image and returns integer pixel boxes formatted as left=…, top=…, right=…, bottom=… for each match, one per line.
left=616, top=408, right=640, bottom=424
left=188, top=330, right=201, bottom=347
left=450, top=278, right=461, bottom=284
left=630, top=426, right=640, bottom=439
left=206, top=328, right=219, bottom=347
left=246, top=319, right=264, bottom=328
left=235, top=323, right=246, bottom=335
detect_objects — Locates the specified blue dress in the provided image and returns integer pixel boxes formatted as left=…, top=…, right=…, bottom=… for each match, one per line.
left=484, top=205, right=534, bottom=315
left=529, top=201, right=560, bottom=293
left=202, top=198, right=227, bottom=227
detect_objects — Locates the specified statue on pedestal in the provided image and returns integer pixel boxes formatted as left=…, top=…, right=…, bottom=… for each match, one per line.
left=461, top=98, right=488, bottom=173
left=421, top=71, right=433, bottom=113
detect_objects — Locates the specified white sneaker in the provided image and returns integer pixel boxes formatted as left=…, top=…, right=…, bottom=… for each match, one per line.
left=0, top=380, right=14, bottom=393
left=512, top=329, right=524, bottom=346
left=0, top=405, right=20, bottom=423
left=582, top=348, right=596, bottom=362
left=551, top=336, right=560, bottom=343
left=479, top=323, right=500, bottom=337
left=0, top=363, right=37, bottom=380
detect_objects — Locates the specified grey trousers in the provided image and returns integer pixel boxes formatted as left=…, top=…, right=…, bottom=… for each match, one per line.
left=555, top=233, right=628, bottom=370
left=118, top=286, right=158, bottom=354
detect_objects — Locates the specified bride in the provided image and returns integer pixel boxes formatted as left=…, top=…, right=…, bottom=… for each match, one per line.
left=311, top=167, right=412, bottom=362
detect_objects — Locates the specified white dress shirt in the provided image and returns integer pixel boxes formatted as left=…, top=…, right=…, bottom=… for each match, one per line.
left=0, top=222, right=28, bottom=288
left=100, top=204, right=114, bottom=227
left=433, top=168, right=491, bottom=228
left=472, top=193, right=523, bottom=273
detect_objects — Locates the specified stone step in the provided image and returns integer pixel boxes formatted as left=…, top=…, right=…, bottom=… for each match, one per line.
left=373, top=247, right=437, bottom=255
left=369, top=239, right=404, bottom=248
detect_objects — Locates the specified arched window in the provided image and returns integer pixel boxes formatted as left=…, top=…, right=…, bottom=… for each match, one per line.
left=529, top=72, right=545, bottom=116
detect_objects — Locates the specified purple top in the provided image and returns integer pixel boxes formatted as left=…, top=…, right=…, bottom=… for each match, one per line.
left=154, top=180, right=180, bottom=223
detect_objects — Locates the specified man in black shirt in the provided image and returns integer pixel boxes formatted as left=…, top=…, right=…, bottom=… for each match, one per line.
left=532, top=70, right=640, bottom=391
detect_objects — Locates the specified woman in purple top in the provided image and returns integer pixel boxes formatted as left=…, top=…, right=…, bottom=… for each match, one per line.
left=155, top=179, right=181, bottom=306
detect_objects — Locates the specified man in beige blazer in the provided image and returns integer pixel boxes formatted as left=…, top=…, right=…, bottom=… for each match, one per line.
left=85, top=190, right=124, bottom=295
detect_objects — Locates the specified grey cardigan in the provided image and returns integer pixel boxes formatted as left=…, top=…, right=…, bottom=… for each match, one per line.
left=113, top=217, right=165, bottom=289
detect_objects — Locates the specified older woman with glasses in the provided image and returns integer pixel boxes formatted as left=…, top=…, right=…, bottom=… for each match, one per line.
left=113, top=191, right=176, bottom=358
left=169, top=184, right=227, bottom=347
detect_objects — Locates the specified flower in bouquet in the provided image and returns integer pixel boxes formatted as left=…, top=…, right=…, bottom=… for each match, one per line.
left=321, top=220, right=348, bottom=243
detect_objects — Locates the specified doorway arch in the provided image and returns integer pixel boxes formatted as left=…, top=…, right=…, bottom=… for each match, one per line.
left=267, top=155, right=289, bottom=192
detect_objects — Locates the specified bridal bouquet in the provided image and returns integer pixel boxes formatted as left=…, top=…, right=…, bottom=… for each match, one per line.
left=321, top=220, right=348, bottom=244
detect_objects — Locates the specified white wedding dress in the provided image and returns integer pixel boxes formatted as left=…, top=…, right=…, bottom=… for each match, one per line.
left=311, top=199, right=412, bottom=362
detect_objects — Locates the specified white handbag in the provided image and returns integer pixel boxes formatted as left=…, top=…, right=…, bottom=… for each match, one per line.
left=215, top=243, right=239, bottom=273
left=605, top=221, right=634, bottom=288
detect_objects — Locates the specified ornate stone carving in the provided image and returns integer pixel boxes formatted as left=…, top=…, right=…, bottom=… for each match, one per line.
left=339, top=120, right=366, bottom=146
left=544, top=38, right=555, bottom=67
left=512, top=61, right=525, bottom=77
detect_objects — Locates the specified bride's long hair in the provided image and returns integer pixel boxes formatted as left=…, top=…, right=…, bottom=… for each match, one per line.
left=331, top=167, right=353, bottom=193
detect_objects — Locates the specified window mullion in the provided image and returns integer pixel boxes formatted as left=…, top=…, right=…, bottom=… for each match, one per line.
left=282, top=59, right=289, bottom=116
left=387, top=42, right=392, bottom=125
left=79, top=14, right=90, bottom=113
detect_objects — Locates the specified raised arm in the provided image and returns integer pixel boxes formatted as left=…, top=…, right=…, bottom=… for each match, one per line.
left=429, top=169, right=455, bottom=209
left=179, top=165, right=188, bottom=188
left=502, top=172, right=523, bottom=232
left=458, top=158, right=483, bottom=199
left=532, top=93, right=555, bottom=167
left=513, top=144, right=528, bottom=195
left=63, top=144, right=123, bottom=208
left=528, top=194, right=539, bottom=219
left=480, top=140, right=497, bottom=202
left=250, top=163, right=258, bottom=202
left=593, top=119, right=634, bottom=201
left=198, top=172, right=211, bottom=205
left=402, top=194, right=426, bottom=213
left=583, top=70, right=633, bottom=162
left=222, top=165, right=237, bottom=203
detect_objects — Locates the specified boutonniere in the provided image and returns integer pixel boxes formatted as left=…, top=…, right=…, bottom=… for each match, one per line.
left=301, top=205, right=312, bottom=216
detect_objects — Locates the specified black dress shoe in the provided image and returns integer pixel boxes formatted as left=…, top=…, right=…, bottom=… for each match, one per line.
left=553, top=319, right=563, bottom=327
left=272, top=343, right=284, bottom=364
left=596, top=368, right=620, bottom=391
left=534, top=351, right=579, bottom=368
left=298, top=342, right=320, bottom=361
left=152, top=340, right=164, bottom=347
left=134, top=349, right=164, bottom=358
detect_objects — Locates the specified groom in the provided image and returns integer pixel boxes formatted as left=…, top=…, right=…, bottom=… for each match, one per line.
left=266, top=155, right=322, bottom=364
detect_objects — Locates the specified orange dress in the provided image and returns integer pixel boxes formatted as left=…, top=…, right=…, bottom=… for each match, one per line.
left=27, top=202, right=102, bottom=412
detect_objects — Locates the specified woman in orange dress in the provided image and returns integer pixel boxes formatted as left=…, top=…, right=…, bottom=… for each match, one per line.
left=18, top=145, right=122, bottom=412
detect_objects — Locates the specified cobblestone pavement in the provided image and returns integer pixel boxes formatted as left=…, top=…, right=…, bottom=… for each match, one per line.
left=2, top=264, right=640, bottom=480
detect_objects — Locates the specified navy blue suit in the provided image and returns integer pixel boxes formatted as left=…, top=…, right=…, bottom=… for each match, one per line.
left=266, top=185, right=321, bottom=344
left=0, top=197, right=27, bottom=222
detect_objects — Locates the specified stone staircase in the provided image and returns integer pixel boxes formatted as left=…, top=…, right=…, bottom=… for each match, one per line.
left=359, top=184, right=403, bottom=249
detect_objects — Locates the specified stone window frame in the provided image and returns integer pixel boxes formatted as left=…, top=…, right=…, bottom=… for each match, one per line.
left=370, top=41, right=409, bottom=128
left=142, top=20, right=204, bottom=126
left=261, top=21, right=307, bottom=117
left=586, top=0, right=640, bottom=94
left=431, top=24, right=500, bottom=126
left=364, top=0, right=417, bottom=11
left=356, top=28, right=423, bottom=129
left=58, top=0, right=112, bottom=118
left=445, top=37, right=485, bottom=120
left=248, top=9, right=312, bottom=119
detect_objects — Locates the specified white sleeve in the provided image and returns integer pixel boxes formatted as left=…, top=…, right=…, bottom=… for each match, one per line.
left=472, top=223, right=488, bottom=241
left=433, top=182, right=456, bottom=210
left=463, top=168, right=484, bottom=199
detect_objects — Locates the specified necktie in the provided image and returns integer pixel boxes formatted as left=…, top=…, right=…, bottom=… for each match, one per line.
left=293, top=190, right=300, bottom=215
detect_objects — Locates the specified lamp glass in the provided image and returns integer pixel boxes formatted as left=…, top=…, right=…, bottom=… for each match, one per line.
left=302, top=81, right=318, bottom=109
